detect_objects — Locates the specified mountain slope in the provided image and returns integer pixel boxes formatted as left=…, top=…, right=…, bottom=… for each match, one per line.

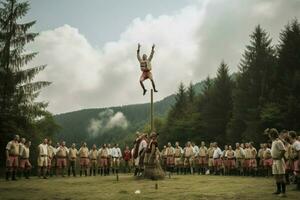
left=53, top=81, right=206, bottom=146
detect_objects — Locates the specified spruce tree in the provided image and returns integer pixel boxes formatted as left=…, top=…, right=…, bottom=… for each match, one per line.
left=229, top=25, right=277, bottom=143
left=276, top=19, right=300, bottom=131
left=0, top=0, right=52, bottom=162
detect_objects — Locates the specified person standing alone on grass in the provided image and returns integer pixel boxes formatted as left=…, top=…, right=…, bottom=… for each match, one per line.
left=266, top=128, right=287, bottom=197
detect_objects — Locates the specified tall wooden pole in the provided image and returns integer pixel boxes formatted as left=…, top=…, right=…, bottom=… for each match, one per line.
left=150, top=89, right=154, bottom=132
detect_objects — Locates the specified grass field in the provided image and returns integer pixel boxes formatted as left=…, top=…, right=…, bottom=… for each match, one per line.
left=0, top=174, right=298, bottom=200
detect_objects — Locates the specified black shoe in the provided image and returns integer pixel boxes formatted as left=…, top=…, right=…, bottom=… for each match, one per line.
left=5, top=172, right=10, bottom=181
left=154, top=89, right=158, bottom=92
left=273, top=191, right=281, bottom=195
left=143, top=89, right=147, bottom=96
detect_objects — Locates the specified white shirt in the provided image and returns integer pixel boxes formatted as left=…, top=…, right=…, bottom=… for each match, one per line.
left=213, top=147, right=222, bottom=159
left=38, top=143, right=48, bottom=156
left=107, top=148, right=112, bottom=156
left=193, top=145, right=199, bottom=156
left=293, top=140, right=300, bottom=151
left=138, top=139, right=147, bottom=155
left=111, top=147, right=122, bottom=158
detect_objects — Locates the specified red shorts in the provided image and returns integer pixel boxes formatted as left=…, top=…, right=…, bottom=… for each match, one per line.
left=56, top=158, right=67, bottom=168
left=47, top=157, right=52, bottom=168
left=285, top=160, right=294, bottom=170
left=198, top=157, right=208, bottom=165
left=213, top=159, right=222, bottom=167
left=140, top=71, right=152, bottom=81
left=20, top=159, right=31, bottom=169
left=250, top=159, right=257, bottom=168
left=294, top=160, right=300, bottom=172
left=167, top=157, right=174, bottom=166
left=6, top=156, right=19, bottom=168
left=244, top=159, right=250, bottom=168
left=223, top=159, right=229, bottom=167
left=227, top=159, right=236, bottom=169
left=80, top=158, right=89, bottom=166
left=263, top=159, right=273, bottom=167
left=99, top=158, right=108, bottom=167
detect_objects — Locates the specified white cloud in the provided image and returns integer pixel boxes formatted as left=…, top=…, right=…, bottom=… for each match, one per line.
left=30, top=0, right=300, bottom=114
left=86, top=109, right=128, bottom=138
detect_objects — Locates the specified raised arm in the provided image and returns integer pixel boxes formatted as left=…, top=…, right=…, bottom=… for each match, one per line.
left=148, top=44, right=155, bottom=61
left=137, top=43, right=141, bottom=62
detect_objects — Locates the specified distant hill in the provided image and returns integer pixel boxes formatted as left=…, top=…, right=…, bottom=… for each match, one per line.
left=53, top=81, right=206, bottom=147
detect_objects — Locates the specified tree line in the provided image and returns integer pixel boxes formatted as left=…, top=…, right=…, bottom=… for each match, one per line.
left=157, top=20, right=300, bottom=147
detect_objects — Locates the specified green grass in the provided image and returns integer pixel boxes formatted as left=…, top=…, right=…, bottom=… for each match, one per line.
left=0, top=175, right=298, bottom=200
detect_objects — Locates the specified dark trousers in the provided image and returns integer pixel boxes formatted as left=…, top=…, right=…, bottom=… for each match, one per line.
left=68, top=160, right=76, bottom=176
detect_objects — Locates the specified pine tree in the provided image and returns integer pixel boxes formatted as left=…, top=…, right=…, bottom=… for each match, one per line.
left=229, top=25, right=277, bottom=143
left=0, top=0, right=52, bottom=162
left=276, top=19, right=300, bottom=131
left=187, top=82, right=195, bottom=103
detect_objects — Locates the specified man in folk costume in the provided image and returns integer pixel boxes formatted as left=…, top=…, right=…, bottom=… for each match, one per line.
left=161, top=145, right=167, bottom=171
left=166, top=142, right=175, bottom=173
left=192, top=142, right=199, bottom=175
left=266, top=128, right=287, bottom=197
left=19, top=141, right=32, bottom=179
left=235, top=143, right=245, bottom=175
left=249, top=142, right=258, bottom=176
left=225, top=145, right=236, bottom=175
left=17, top=137, right=26, bottom=178
left=244, top=143, right=252, bottom=176
left=207, top=143, right=215, bottom=174
left=284, top=137, right=294, bottom=185
left=198, top=141, right=208, bottom=175
left=137, top=133, right=148, bottom=176
left=289, top=131, right=300, bottom=191
left=132, top=132, right=142, bottom=176
left=257, top=143, right=265, bottom=176
left=107, top=143, right=113, bottom=175
left=47, top=139, right=56, bottom=177
left=78, top=142, right=89, bottom=176
left=56, top=141, right=69, bottom=177
left=174, top=141, right=183, bottom=174
left=89, top=144, right=98, bottom=176
left=263, top=143, right=273, bottom=177
left=111, top=143, right=122, bottom=174
left=123, top=145, right=132, bottom=173
left=137, top=43, right=158, bottom=95
left=37, top=138, right=49, bottom=179
left=212, top=142, right=223, bottom=175
left=98, top=144, right=109, bottom=176
left=68, top=143, right=77, bottom=177
left=221, top=145, right=228, bottom=175
left=144, top=132, right=164, bottom=180
left=184, top=141, right=194, bottom=174
left=5, top=135, right=20, bottom=181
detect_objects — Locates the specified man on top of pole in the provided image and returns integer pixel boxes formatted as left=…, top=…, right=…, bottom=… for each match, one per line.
left=137, top=43, right=158, bottom=95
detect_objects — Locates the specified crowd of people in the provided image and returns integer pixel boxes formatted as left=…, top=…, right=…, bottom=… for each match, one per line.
left=4, top=129, right=300, bottom=196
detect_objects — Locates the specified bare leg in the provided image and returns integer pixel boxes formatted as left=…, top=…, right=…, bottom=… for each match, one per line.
left=140, top=81, right=147, bottom=95
left=150, top=79, right=158, bottom=92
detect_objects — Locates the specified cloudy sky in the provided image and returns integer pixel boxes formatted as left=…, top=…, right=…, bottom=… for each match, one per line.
left=25, top=0, right=300, bottom=114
